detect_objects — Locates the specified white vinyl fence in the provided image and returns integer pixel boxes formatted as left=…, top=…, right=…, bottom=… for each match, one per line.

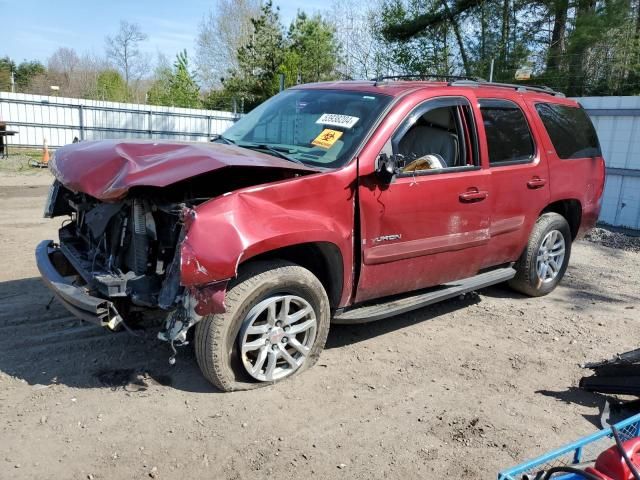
left=579, top=97, right=640, bottom=231
left=0, top=91, right=239, bottom=148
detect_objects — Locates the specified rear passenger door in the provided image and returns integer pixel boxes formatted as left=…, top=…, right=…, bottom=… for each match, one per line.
left=477, top=98, right=551, bottom=267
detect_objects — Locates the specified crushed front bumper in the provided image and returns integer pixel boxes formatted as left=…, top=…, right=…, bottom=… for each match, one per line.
left=35, top=240, right=123, bottom=329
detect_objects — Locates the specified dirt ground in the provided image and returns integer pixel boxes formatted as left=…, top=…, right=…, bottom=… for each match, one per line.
left=1, top=170, right=639, bottom=480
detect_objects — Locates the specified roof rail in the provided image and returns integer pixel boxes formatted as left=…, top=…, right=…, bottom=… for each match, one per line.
left=369, top=75, right=564, bottom=96
left=448, top=79, right=565, bottom=97
left=371, top=74, right=483, bottom=86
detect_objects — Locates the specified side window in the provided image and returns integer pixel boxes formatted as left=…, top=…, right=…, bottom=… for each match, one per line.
left=479, top=99, right=535, bottom=165
left=392, top=98, right=478, bottom=174
left=535, top=103, right=602, bottom=159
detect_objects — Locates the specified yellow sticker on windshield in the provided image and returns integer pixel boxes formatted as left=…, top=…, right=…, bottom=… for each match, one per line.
left=312, top=129, right=343, bottom=149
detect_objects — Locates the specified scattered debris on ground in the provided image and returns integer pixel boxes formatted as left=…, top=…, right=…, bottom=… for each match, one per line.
left=585, top=227, right=640, bottom=253
left=581, top=347, right=640, bottom=425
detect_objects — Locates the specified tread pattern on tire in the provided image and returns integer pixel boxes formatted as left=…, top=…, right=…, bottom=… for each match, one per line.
left=194, top=260, right=330, bottom=392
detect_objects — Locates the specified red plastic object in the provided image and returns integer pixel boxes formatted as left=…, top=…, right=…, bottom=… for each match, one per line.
left=584, top=438, right=640, bottom=480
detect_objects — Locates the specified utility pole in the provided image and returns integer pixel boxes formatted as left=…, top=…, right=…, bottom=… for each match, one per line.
left=489, top=58, right=495, bottom=82
left=10, top=71, right=15, bottom=93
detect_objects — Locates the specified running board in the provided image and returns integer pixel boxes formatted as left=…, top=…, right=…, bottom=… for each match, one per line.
left=332, top=266, right=516, bottom=324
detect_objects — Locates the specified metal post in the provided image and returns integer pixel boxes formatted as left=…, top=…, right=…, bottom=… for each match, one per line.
left=78, top=105, right=85, bottom=140
left=489, top=58, right=495, bottom=82
left=148, top=111, right=153, bottom=139
left=206, top=115, right=211, bottom=139
left=279, top=73, right=285, bottom=92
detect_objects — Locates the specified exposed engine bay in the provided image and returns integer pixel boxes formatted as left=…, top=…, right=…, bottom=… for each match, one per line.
left=44, top=167, right=301, bottom=356
left=51, top=186, right=182, bottom=308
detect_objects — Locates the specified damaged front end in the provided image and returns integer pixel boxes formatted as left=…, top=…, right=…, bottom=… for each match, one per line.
left=36, top=139, right=322, bottom=366
left=38, top=179, right=230, bottom=360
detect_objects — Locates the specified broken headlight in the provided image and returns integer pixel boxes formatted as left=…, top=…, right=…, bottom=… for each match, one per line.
left=43, top=180, right=61, bottom=218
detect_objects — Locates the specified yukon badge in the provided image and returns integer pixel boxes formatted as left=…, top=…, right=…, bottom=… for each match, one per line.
left=373, top=234, right=402, bottom=243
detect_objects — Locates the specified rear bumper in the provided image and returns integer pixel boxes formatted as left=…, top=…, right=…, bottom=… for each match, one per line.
left=36, top=240, right=122, bottom=329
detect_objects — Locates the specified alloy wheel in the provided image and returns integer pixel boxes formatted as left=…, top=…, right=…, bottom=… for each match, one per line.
left=238, top=295, right=317, bottom=382
left=536, top=229, right=566, bottom=284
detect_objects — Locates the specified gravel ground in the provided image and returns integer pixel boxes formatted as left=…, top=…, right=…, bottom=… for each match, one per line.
left=1, top=171, right=639, bottom=480
left=585, top=227, right=640, bottom=253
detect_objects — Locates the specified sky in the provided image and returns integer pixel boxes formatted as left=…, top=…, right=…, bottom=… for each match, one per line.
left=2, top=0, right=327, bottom=64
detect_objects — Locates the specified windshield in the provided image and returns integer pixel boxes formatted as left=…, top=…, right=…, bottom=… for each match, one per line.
left=221, top=89, right=392, bottom=168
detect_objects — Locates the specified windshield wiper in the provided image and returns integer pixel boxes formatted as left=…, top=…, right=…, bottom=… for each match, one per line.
left=237, top=143, right=304, bottom=165
left=216, top=135, right=236, bottom=145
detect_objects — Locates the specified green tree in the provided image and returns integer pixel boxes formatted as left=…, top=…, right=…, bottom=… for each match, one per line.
left=224, top=0, right=285, bottom=107
left=148, top=50, right=201, bottom=108
left=564, top=0, right=629, bottom=95
left=0, top=57, right=47, bottom=92
left=202, top=88, right=236, bottom=111
left=282, top=12, right=340, bottom=84
left=146, top=66, right=172, bottom=106
left=170, top=50, right=201, bottom=107
left=92, top=69, right=128, bottom=101
left=0, top=57, right=16, bottom=91
left=375, top=0, right=640, bottom=95
left=15, top=60, right=46, bottom=91
left=377, top=0, right=456, bottom=76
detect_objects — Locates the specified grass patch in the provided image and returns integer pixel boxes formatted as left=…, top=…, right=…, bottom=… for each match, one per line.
left=0, top=154, right=49, bottom=174
left=7, top=147, right=44, bottom=160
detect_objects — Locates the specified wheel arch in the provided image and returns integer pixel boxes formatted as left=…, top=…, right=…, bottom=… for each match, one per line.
left=541, top=199, right=582, bottom=240
left=238, top=241, right=344, bottom=309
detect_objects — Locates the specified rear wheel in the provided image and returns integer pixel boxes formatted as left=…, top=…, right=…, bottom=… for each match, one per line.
left=194, top=261, right=330, bottom=392
left=509, top=213, right=572, bottom=297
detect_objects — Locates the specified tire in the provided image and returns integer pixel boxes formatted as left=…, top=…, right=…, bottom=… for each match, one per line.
left=194, top=260, right=331, bottom=392
left=509, top=212, right=572, bottom=297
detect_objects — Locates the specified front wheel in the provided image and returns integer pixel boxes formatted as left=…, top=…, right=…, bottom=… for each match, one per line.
left=509, top=212, right=572, bottom=297
left=194, top=261, right=330, bottom=392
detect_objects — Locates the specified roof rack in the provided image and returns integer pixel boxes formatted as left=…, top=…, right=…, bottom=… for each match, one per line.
left=448, top=79, right=565, bottom=97
left=370, top=75, right=564, bottom=96
left=371, top=74, right=483, bottom=86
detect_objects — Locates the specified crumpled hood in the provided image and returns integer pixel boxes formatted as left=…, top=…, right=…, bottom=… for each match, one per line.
left=50, top=139, right=318, bottom=201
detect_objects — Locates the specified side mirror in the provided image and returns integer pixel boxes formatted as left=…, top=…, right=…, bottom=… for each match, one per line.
left=376, top=153, right=404, bottom=183
left=209, top=134, right=221, bottom=142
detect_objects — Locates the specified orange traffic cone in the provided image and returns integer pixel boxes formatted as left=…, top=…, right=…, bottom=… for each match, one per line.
left=42, top=139, right=50, bottom=164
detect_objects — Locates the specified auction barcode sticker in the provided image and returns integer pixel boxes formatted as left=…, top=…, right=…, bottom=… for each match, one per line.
left=316, top=113, right=360, bottom=129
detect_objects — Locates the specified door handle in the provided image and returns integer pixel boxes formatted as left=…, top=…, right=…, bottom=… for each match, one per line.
left=527, top=177, right=547, bottom=189
left=459, top=189, right=488, bottom=202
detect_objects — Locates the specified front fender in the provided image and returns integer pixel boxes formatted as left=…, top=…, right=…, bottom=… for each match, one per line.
left=180, top=183, right=353, bottom=290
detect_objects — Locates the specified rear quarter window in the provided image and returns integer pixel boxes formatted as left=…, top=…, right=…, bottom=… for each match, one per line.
left=535, top=103, right=602, bottom=159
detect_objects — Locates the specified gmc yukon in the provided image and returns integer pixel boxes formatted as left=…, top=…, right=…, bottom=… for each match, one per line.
left=37, top=78, right=605, bottom=391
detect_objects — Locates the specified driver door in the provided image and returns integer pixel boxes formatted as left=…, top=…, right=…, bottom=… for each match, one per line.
left=356, top=95, right=492, bottom=303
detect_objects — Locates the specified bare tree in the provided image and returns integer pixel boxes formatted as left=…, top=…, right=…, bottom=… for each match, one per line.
left=105, top=20, right=149, bottom=89
left=48, top=47, right=81, bottom=80
left=29, top=51, right=108, bottom=98
left=195, top=0, right=261, bottom=89
left=329, top=0, right=389, bottom=80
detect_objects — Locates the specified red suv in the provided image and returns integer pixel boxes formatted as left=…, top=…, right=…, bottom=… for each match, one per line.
left=37, top=78, right=605, bottom=391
